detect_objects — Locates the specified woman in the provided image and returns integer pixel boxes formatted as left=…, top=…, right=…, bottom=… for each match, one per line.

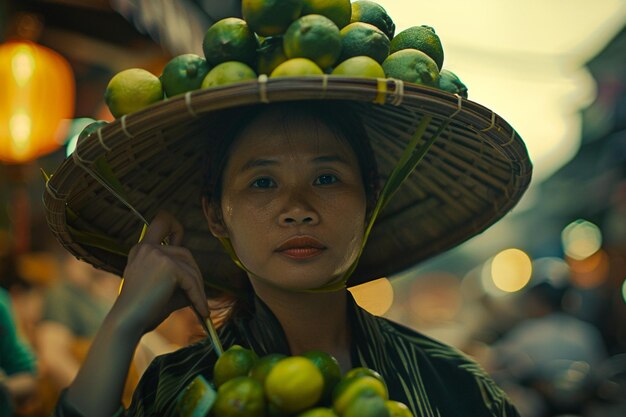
left=45, top=77, right=531, bottom=417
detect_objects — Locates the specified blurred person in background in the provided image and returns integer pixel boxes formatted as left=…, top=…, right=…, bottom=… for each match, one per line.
left=489, top=267, right=608, bottom=417
left=35, top=252, right=120, bottom=413
left=0, top=286, right=38, bottom=416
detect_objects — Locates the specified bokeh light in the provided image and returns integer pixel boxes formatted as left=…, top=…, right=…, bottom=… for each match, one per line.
left=561, top=219, right=602, bottom=260
left=621, top=279, right=626, bottom=305
left=490, top=248, right=533, bottom=293
left=532, top=257, right=570, bottom=287
left=349, top=278, right=394, bottom=316
left=65, top=117, right=96, bottom=156
left=568, top=249, right=610, bottom=289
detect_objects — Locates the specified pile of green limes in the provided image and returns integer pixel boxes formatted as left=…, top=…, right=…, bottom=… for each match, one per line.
left=176, top=345, right=414, bottom=417
left=104, top=0, right=468, bottom=118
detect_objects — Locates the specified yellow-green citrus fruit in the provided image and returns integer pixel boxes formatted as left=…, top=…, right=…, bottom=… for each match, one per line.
left=382, top=49, right=440, bottom=87
left=389, top=25, right=444, bottom=70
left=302, top=350, right=342, bottom=405
left=104, top=68, right=163, bottom=118
left=343, top=393, right=390, bottom=417
left=438, top=68, right=468, bottom=98
left=256, top=36, right=289, bottom=75
left=213, top=345, right=259, bottom=388
left=296, top=407, right=340, bottom=417
left=160, top=54, right=211, bottom=97
left=212, top=376, right=265, bottom=417
left=201, top=62, right=257, bottom=88
left=301, top=0, right=352, bottom=29
left=385, top=400, right=415, bottom=417
left=265, top=356, right=324, bottom=414
left=343, top=367, right=385, bottom=383
left=242, top=0, right=304, bottom=37
left=332, top=375, right=388, bottom=415
left=270, top=58, right=324, bottom=77
left=338, top=22, right=390, bottom=64
left=268, top=402, right=291, bottom=417
left=331, top=56, right=385, bottom=78
left=350, top=0, right=395, bottom=40
left=202, top=18, right=258, bottom=67
left=283, top=14, right=342, bottom=70
left=175, top=375, right=217, bottom=417
left=248, top=353, right=287, bottom=384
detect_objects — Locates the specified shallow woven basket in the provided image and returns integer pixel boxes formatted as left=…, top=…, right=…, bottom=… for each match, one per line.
left=44, top=76, right=532, bottom=294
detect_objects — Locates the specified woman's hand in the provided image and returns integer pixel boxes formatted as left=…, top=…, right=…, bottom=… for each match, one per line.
left=113, top=211, right=209, bottom=335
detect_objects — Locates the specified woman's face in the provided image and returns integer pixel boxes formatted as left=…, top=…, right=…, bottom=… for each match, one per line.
left=204, top=108, right=367, bottom=291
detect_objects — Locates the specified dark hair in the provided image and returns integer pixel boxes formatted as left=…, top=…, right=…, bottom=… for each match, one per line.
left=201, top=101, right=380, bottom=218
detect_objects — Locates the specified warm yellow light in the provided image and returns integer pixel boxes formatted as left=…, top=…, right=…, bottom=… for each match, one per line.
left=349, top=278, right=394, bottom=316
left=562, top=219, right=602, bottom=260
left=491, top=248, right=532, bottom=292
left=0, top=40, right=74, bottom=163
left=11, top=45, right=35, bottom=87
left=621, top=279, right=626, bottom=305
left=9, top=110, right=32, bottom=154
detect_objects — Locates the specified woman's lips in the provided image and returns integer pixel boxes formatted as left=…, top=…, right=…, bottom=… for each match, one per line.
left=276, top=236, right=326, bottom=260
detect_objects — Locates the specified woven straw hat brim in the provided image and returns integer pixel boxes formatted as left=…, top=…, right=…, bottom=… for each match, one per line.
left=44, top=76, right=531, bottom=294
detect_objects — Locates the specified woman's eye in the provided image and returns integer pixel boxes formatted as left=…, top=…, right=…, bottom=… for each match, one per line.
left=314, top=174, right=338, bottom=185
left=251, top=178, right=275, bottom=188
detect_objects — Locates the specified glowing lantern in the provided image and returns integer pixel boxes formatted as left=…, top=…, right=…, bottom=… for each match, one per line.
left=0, top=40, right=75, bottom=163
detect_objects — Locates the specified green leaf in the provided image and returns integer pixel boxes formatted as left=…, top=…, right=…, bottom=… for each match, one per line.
left=67, top=225, right=131, bottom=256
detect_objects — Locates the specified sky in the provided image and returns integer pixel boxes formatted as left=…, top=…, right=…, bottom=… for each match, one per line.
left=378, top=0, right=626, bottom=182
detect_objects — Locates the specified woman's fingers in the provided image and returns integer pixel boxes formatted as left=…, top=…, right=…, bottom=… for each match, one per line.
left=167, top=253, right=209, bottom=317
left=119, top=211, right=210, bottom=332
left=142, top=210, right=185, bottom=246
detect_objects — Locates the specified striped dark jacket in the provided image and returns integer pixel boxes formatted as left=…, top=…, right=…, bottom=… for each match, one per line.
left=56, top=294, right=520, bottom=417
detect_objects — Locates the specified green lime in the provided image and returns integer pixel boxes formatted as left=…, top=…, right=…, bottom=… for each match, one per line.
left=160, top=54, right=211, bottom=97
left=385, top=400, right=414, bottom=417
left=302, top=350, right=342, bottom=405
left=202, top=18, right=258, bottom=67
left=343, top=367, right=385, bottom=384
left=212, top=376, right=265, bottom=417
left=343, top=393, right=390, bottom=417
left=332, top=375, right=388, bottom=415
left=301, top=0, right=352, bottom=29
left=438, top=69, right=468, bottom=98
left=175, top=375, right=217, bottom=417
left=389, top=25, right=444, bottom=70
left=213, top=345, right=259, bottom=388
left=265, top=356, right=324, bottom=414
left=382, top=49, right=440, bottom=87
left=350, top=1, right=395, bottom=40
left=332, top=56, right=385, bottom=78
left=338, top=22, right=390, bottom=64
left=201, top=62, right=257, bottom=88
left=248, top=353, right=287, bottom=384
left=283, top=14, right=342, bottom=70
left=256, top=36, right=289, bottom=75
left=104, top=68, right=163, bottom=118
left=270, top=58, right=324, bottom=77
left=242, top=0, right=304, bottom=37
left=296, top=407, right=340, bottom=417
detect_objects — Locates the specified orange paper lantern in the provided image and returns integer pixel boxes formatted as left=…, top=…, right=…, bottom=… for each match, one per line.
left=0, top=40, right=75, bottom=163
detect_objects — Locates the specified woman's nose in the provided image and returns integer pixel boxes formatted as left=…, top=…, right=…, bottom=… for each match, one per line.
left=278, top=193, right=319, bottom=226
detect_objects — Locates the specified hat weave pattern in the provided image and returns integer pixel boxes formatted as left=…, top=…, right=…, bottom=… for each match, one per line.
left=44, top=76, right=531, bottom=294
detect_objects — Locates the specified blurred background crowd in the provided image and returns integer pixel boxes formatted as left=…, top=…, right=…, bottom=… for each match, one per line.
left=0, top=1, right=625, bottom=416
